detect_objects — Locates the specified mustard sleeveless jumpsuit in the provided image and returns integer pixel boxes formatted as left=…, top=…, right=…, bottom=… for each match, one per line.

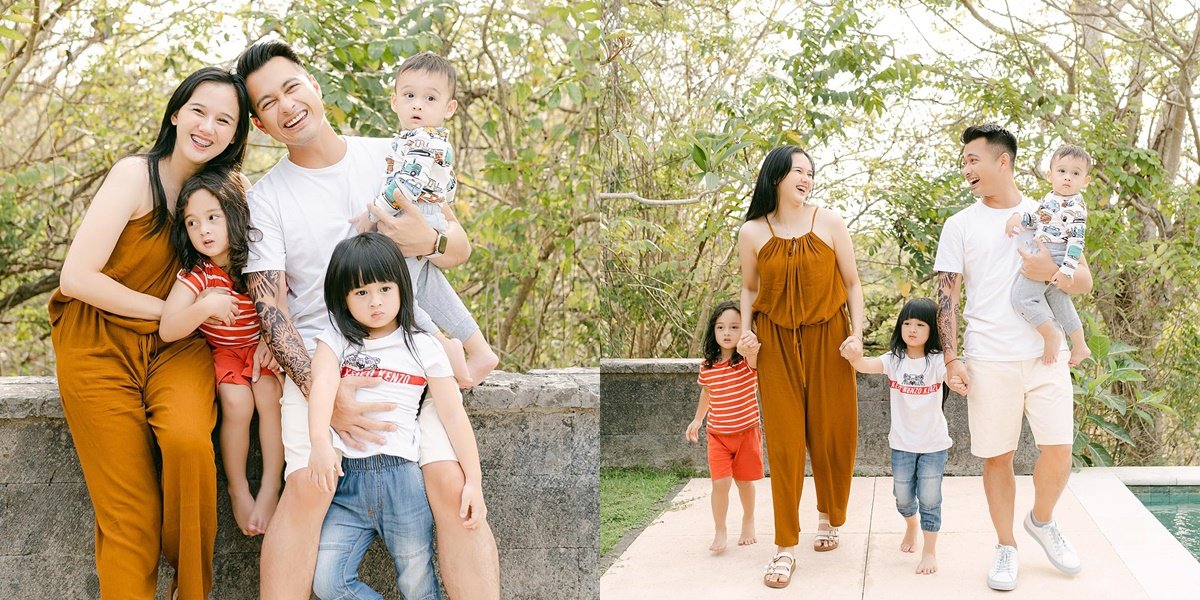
left=49, top=209, right=217, bottom=599
left=753, top=209, right=858, bottom=547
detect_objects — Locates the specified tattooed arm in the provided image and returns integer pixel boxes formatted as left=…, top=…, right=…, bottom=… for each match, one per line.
left=937, top=270, right=969, bottom=394
left=248, top=270, right=313, bottom=395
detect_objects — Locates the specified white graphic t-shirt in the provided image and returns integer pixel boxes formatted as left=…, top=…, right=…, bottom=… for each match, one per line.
left=878, top=353, right=953, bottom=453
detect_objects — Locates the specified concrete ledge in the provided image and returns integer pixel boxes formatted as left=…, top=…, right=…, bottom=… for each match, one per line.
left=0, top=370, right=598, bottom=599
left=601, top=358, right=1040, bottom=476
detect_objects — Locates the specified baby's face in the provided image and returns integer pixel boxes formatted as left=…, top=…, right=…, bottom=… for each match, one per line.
left=390, top=69, right=457, bottom=130
left=1047, top=155, right=1091, bottom=196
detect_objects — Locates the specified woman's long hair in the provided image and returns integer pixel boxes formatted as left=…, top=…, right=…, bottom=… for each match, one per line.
left=144, top=67, right=251, bottom=234
left=324, top=233, right=418, bottom=352
left=702, top=300, right=744, bottom=369
left=745, top=145, right=816, bottom=222
left=171, top=170, right=258, bottom=292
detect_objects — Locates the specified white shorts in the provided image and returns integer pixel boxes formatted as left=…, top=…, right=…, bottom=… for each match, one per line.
left=279, top=379, right=459, bottom=479
left=966, top=351, right=1074, bottom=458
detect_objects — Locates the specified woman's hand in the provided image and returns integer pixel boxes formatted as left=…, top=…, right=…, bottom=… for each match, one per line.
left=838, top=335, right=862, bottom=360
left=459, top=481, right=488, bottom=529
left=685, top=418, right=702, bottom=443
left=307, top=442, right=343, bottom=493
left=736, top=332, right=761, bottom=359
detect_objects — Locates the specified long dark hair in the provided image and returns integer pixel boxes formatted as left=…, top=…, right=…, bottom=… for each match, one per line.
left=144, top=67, right=251, bottom=234
left=324, top=233, right=418, bottom=351
left=171, top=170, right=258, bottom=292
left=702, top=300, right=744, bottom=369
left=888, top=298, right=943, bottom=364
left=745, top=145, right=816, bottom=222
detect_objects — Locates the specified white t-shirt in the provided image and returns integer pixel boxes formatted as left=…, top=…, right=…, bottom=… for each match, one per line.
left=879, top=353, right=952, bottom=453
left=245, top=136, right=392, bottom=353
left=314, top=326, right=452, bottom=460
left=933, top=197, right=1067, bottom=361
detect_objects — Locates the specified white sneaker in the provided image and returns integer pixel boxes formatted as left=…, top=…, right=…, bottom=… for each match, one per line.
left=1024, top=511, right=1082, bottom=574
left=987, top=544, right=1019, bottom=591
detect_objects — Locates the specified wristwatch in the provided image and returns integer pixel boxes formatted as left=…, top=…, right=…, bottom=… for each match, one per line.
left=425, top=229, right=448, bottom=259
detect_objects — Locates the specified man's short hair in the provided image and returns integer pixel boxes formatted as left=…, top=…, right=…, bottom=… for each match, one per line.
left=1050, top=144, right=1093, bottom=171
left=962, top=123, right=1018, bottom=168
left=395, top=51, right=457, bottom=97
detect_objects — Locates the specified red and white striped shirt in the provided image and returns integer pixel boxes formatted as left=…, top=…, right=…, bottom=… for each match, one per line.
left=696, top=359, right=760, bottom=435
left=176, top=260, right=260, bottom=348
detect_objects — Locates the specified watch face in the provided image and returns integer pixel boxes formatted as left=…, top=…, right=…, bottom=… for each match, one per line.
left=436, top=233, right=448, bottom=254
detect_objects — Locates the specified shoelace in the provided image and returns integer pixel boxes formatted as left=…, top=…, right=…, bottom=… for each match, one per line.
left=1044, top=522, right=1073, bottom=554
left=995, top=547, right=1016, bottom=572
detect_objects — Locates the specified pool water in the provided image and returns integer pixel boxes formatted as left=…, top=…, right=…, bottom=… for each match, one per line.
left=1129, top=485, right=1200, bottom=562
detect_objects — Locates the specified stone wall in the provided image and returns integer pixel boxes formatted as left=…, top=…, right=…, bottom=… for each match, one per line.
left=0, top=369, right=598, bottom=599
left=600, top=358, right=1039, bottom=476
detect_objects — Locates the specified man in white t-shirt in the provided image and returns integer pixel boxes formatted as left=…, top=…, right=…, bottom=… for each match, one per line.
left=233, top=40, right=499, bottom=600
left=934, top=124, right=1093, bottom=592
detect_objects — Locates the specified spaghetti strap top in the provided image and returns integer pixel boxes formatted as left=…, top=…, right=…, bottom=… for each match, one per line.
left=753, top=207, right=848, bottom=329
left=48, top=210, right=179, bottom=335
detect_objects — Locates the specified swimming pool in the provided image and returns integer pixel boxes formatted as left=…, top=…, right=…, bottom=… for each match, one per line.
left=1129, top=485, right=1200, bottom=562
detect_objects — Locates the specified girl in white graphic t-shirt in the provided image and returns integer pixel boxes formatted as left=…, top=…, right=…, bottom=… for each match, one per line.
left=841, top=298, right=951, bottom=575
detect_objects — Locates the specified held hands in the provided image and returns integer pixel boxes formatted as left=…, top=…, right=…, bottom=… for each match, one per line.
left=736, top=332, right=761, bottom=359
left=329, top=376, right=391, bottom=451
left=838, top=335, right=863, bottom=361
left=308, top=442, right=343, bottom=493
left=685, top=418, right=702, bottom=443
left=459, top=481, right=488, bottom=529
left=946, top=359, right=970, bottom=395
left=1005, top=213, right=1023, bottom=238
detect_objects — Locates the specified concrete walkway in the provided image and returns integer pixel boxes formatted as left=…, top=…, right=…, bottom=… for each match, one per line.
left=601, top=474, right=1198, bottom=599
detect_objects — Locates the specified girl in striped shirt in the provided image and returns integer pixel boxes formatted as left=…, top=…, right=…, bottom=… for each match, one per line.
left=161, top=170, right=284, bottom=537
left=686, top=300, right=763, bottom=553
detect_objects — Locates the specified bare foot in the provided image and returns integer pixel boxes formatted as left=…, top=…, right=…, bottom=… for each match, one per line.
left=739, top=517, right=757, bottom=546
left=1041, top=328, right=1062, bottom=364
left=247, top=484, right=281, bottom=535
left=463, top=347, right=500, bottom=389
left=228, top=487, right=256, bottom=536
left=1069, top=345, right=1091, bottom=366
left=441, top=337, right=472, bottom=388
left=900, top=518, right=918, bottom=553
left=915, top=551, right=938, bottom=574
left=710, top=528, right=728, bottom=553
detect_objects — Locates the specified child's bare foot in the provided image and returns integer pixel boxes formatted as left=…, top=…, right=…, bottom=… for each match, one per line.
left=901, top=517, right=919, bottom=553
left=915, top=551, right=938, bottom=574
left=247, top=484, right=281, bottom=535
left=1069, top=344, right=1091, bottom=366
left=710, top=528, right=728, bottom=553
left=228, top=487, right=256, bottom=536
left=1041, top=328, right=1062, bottom=364
left=441, top=337, right=472, bottom=387
left=739, top=516, right=757, bottom=546
left=463, top=347, right=499, bottom=389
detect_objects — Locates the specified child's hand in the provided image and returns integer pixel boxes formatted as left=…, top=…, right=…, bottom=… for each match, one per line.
left=459, top=481, right=488, bottom=529
left=685, top=418, right=702, bottom=443
left=307, top=443, right=343, bottom=493
left=202, top=289, right=239, bottom=325
left=839, top=340, right=864, bottom=361
left=1005, top=213, right=1022, bottom=238
left=348, top=211, right=376, bottom=234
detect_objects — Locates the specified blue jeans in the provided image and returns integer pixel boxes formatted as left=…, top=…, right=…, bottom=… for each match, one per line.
left=891, top=449, right=947, bottom=533
left=313, top=454, right=441, bottom=600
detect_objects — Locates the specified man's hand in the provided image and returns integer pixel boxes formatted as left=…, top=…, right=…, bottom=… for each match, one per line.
left=1018, top=238, right=1059, bottom=282
left=366, top=201, right=437, bottom=258
left=946, top=359, right=970, bottom=395
left=251, top=340, right=280, bottom=383
left=328, top=375, right=391, bottom=451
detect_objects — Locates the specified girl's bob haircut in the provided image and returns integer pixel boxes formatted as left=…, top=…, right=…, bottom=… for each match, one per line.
left=702, top=300, right=745, bottom=369
left=888, top=297, right=943, bottom=361
left=323, top=232, right=417, bottom=347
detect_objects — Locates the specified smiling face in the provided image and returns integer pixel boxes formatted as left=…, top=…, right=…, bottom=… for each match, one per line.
left=390, top=69, right=457, bottom=130
left=170, top=81, right=240, bottom=166
left=1047, top=154, right=1091, bottom=196
left=346, top=280, right=401, bottom=339
left=961, top=137, right=1012, bottom=197
left=245, top=56, right=326, bottom=147
left=775, top=151, right=814, bottom=208
left=182, top=188, right=230, bottom=268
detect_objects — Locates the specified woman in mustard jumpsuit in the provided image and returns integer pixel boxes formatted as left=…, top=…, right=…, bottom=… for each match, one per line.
left=738, top=146, right=864, bottom=588
left=50, top=68, right=250, bottom=599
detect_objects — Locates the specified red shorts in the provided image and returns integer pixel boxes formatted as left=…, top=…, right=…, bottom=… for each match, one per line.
left=707, top=424, right=764, bottom=481
left=212, top=344, right=275, bottom=387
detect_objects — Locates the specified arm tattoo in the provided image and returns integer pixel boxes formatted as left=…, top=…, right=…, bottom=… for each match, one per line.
left=936, top=271, right=960, bottom=358
left=248, top=270, right=312, bottom=394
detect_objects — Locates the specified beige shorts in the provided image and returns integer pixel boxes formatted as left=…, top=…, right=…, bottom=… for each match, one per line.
left=966, top=351, right=1074, bottom=458
left=280, top=379, right=459, bottom=479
